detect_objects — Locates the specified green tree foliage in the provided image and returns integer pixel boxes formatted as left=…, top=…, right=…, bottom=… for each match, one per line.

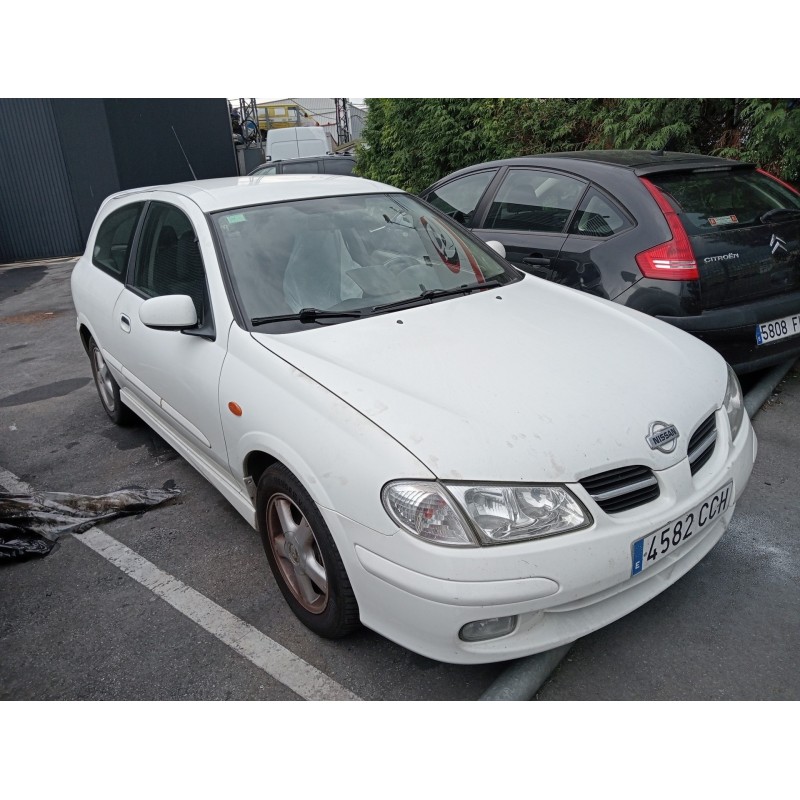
left=356, top=99, right=800, bottom=193
left=734, top=99, right=800, bottom=182
left=599, top=99, right=737, bottom=152
left=355, top=99, right=495, bottom=193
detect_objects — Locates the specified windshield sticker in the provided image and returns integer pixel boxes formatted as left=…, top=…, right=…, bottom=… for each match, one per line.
left=420, top=215, right=461, bottom=273
left=226, top=213, right=247, bottom=224
left=708, top=215, right=738, bottom=226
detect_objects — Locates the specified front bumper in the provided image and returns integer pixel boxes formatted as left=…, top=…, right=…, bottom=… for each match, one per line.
left=658, top=289, right=800, bottom=374
left=321, top=412, right=757, bottom=664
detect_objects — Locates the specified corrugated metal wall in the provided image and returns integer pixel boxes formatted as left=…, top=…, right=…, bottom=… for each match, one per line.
left=52, top=99, right=121, bottom=245
left=0, top=99, right=236, bottom=265
left=104, top=98, right=237, bottom=189
left=0, top=99, right=83, bottom=263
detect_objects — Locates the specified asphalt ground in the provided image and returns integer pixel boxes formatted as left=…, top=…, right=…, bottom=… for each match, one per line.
left=1, top=259, right=798, bottom=700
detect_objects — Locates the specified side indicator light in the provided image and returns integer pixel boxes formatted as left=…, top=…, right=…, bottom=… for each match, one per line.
left=228, top=402, right=243, bottom=417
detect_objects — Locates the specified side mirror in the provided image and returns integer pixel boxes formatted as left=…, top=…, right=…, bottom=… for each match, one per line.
left=139, top=295, right=198, bottom=330
left=486, top=240, right=506, bottom=259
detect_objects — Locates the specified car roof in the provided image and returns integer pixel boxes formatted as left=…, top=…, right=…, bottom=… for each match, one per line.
left=424, top=150, right=749, bottom=190
left=107, top=175, right=396, bottom=212
left=264, top=155, right=355, bottom=166
left=248, top=154, right=355, bottom=175
left=535, top=150, right=741, bottom=168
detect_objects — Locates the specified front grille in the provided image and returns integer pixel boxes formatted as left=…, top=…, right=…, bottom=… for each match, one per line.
left=688, top=412, right=717, bottom=475
left=580, top=465, right=660, bottom=514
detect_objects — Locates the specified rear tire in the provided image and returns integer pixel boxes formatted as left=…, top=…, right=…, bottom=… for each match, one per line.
left=256, top=464, right=360, bottom=639
left=88, top=336, right=133, bottom=426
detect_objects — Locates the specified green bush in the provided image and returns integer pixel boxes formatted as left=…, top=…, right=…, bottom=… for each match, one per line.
left=355, top=99, right=800, bottom=192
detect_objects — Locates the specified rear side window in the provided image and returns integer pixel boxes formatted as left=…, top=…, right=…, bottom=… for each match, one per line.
left=91, top=202, right=144, bottom=279
left=650, top=169, right=800, bottom=234
left=485, top=169, right=586, bottom=233
left=569, top=188, right=630, bottom=238
left=282, top=160, right=319, bottom=174
left=423, top=170, right=497, bottom=227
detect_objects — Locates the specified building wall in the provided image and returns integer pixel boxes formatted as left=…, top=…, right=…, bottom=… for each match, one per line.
left=0, top=99, right=84, bottom=263
left=104, top=98, right=236, bottom=190
left=51, top=98, right=120, bottom=245
left=0, top=99, right=237, bottom=264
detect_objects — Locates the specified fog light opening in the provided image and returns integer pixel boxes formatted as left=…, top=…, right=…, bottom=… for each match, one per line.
left=459, top=615, right=517, bottom=642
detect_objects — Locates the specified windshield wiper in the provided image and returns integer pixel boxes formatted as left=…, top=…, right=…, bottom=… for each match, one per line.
left=760, top=208, right=800, bottom=224
left=251, top=308, right=364, bottom=326
left=372, top=279, right=503, bottom=314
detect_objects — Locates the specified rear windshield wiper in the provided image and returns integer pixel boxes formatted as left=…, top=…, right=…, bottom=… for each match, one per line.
left=759, top=208, right=800, bottom=224
left=251, top=308, right=364, bottom=326
left=372, top=279, right=503, bottom=314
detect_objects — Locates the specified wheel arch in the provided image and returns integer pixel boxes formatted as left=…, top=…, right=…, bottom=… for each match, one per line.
left=243, top=449, right=280, bottom=489
left=78, top=322, right=93, bottom=355
left=239, top=438, right=335, bottom=511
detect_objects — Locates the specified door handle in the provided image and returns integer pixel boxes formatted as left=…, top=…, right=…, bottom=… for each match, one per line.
left=120, top=314, right=131, bottom=333
left=522, top=256, right=552, bottom=266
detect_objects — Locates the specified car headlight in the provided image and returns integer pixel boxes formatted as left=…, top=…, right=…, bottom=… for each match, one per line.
left=723, top=364, right=744, bottom=441
left=382, top=481, right=592, bottom=546
left=381, top=482, right=476, bottom=546
left=447, top=484, right=591, bottom=544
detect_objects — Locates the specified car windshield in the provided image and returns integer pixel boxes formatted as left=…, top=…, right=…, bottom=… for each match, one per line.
left=211, top=193, right=518, bottom=326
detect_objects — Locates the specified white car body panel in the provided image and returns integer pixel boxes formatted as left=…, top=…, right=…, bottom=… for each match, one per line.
left=71, top=176, right=757, bottom=664
left=220, top=324, right=435, bottom=534
left=254, top=275, right=726, bottom=482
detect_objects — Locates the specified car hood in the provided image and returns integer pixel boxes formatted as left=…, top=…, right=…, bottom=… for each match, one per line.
left=252, top=278, right=727, bottom=482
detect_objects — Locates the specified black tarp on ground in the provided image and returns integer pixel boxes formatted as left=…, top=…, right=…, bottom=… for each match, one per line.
left=0, top=485, right=180, bottom=561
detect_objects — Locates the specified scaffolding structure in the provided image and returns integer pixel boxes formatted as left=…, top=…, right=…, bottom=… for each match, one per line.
left=237, top=97, right=263, bottom=146
left=334, top=98, right=351, bottom=146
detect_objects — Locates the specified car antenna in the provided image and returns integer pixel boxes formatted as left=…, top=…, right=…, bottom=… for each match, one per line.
left=172, top=125, right=198, bottom=180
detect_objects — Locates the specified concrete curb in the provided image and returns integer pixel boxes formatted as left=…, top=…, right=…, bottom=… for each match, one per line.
left=480, top=645, right=572, bottom=701
left=479, top=358, right=798, bottom=701
left=744, top=358, right=797, bottom=419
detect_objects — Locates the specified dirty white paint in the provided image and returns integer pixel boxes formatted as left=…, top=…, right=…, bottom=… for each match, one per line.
left=0, top=466, right=359, bottom=701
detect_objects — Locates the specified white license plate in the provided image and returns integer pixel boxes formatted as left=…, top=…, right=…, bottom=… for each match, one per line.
left=631, top=482, right=733, bottom=576
left=755, top=313, right=800, bottom=346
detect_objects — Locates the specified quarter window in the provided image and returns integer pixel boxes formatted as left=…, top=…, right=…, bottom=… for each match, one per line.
left=92, top=203, right=144, bottom=279
left=423, top=170, right=497, bottom=227
left=324, top=158, right=355, bottom=175
left=132, top=203, right=209, bottom=322
left=569, top=189, right=630, bottom=237
left=485, top=169, right=585, bottom=233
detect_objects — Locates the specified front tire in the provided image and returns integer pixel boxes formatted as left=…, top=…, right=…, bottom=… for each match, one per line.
left=88, top=336, right=133, bottom=425
left=256, top=465, right=360, bottom=639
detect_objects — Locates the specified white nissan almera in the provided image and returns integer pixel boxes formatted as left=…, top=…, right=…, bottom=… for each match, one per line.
left=71, top=175, right=756, bottom=664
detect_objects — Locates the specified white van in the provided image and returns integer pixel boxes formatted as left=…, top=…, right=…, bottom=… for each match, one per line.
left=266, top=127, right=329, bottom=161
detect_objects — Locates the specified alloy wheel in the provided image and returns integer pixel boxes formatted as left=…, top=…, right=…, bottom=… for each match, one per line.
left=266, top=493, right=329, bottom=614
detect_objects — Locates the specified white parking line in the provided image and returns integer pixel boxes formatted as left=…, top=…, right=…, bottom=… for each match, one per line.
left=79, top=529, right=359, bottom=700
left=0, top=467, right=360, bottom=701
left=0, top=467, right=31, bottom=494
